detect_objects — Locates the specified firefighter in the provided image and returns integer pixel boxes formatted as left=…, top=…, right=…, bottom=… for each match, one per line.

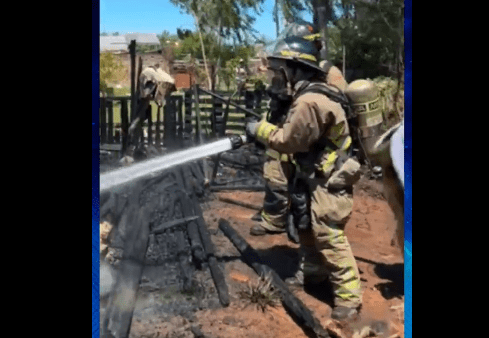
left=250, top=22, right=348, bottom=243
left=246, top=36, right=363, bottom=321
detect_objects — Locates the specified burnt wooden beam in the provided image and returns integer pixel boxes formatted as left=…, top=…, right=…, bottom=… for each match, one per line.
left=150, top=216, right=200, bottom=235
left=217, top=196, right=262, bottom=211
left=191, top=193, right=230, bottom=307
left=101, top=199, right=152, bottom=338
left=210, top=185, right=265, bottom=192
left=173, top=169, right=205, bottom=267
left=218, top=219, right=330, bottom=338
left=172, top=165, right=229, bottom=306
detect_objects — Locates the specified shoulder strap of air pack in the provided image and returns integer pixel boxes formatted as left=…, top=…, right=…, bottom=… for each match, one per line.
left=294, top=81, right=353, bottom=118
left=292, top=81, right=354, bottom=170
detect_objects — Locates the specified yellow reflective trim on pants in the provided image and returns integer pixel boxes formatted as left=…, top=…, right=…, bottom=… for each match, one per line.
left=256, top=121, right=277, bottom=144
left=336, top=276, right=362, bottom=302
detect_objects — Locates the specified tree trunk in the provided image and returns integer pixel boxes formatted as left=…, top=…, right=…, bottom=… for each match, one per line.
left=193, top=13, right=212, bottom=89
left=274, top=2, right=280, bottom=37
left=312, top=0, right=330, bottom=60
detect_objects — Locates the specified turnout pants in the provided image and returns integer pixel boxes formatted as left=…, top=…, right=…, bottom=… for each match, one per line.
left=260, top=151, right=292, bottom=232
left=299, top=176, right=362, bottom=308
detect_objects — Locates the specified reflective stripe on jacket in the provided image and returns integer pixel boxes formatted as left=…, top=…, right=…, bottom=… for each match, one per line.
left=262, top=81, right=352, bottom=175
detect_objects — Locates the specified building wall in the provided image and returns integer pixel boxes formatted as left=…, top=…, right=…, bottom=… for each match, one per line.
left=113, top=51, right=171, bottom=87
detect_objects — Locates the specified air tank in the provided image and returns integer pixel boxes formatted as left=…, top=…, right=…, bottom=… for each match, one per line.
left=345, top=79, right=384, bottom=154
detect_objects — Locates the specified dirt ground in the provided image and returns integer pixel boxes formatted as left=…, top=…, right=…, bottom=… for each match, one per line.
left=128, top=177, right=404, bottom=338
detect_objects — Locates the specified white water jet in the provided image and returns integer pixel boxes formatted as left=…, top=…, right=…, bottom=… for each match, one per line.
left=100, top=136, right=247, bottom=193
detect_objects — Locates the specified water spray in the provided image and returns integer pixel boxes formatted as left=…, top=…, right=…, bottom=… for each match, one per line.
left=100, top=135, right=248, bottom=193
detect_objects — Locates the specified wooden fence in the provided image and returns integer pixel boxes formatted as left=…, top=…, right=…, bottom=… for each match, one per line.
left=99, top=88, right=269, bottom=154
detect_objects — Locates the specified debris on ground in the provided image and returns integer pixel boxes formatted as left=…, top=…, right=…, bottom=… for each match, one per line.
left=99, top=147, right=404, bottom=338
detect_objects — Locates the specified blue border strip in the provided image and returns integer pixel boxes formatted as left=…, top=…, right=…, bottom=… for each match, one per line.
left=404, top=0, right=412, bottom=336
left=92, top=1, right=100, bottom=337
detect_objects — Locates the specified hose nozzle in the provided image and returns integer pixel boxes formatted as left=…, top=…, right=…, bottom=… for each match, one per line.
left=229, top=135, right=248, bottom=149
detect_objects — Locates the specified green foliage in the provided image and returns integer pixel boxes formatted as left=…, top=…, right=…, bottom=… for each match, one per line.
left=273, top=0, right=308, bottom=36
left=371, top=76, right=404, bottom=126
left=170, top=0, right=265, bottom=43
left=99, top=52, right=126, bottom=94
left=333, top=0, right=404, bottom=77
left=248, top=72, right=267, bottom=91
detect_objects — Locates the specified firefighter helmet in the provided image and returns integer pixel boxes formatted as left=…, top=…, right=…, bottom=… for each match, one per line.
left=267, top=36, right=324, bottom=73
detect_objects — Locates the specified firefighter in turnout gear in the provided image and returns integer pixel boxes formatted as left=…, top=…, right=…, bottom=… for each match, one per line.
left=250, top=21, right=348, bottom=243
left=246, top=36, right=363, bottom=321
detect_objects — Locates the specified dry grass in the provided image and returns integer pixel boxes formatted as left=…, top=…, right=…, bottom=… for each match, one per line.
left=238, top=272, right=281, bottom=312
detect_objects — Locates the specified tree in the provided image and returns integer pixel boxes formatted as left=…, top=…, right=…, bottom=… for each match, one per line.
left=99, top=52, right=126, bottom=94
left=335, top=0, right=404, bottom=79
left=272, top=0, right=308, bottom=37
left=170, top=0, right=265, bottom=88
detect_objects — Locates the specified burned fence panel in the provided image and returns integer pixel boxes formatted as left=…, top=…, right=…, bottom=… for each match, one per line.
left=184, top=89, right=193, bottom=140
left=101, top=161, right=229, bottom=337
left=164, top=96, right=178, bottom=150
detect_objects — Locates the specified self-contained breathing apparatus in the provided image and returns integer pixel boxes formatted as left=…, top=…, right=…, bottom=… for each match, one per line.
left=285, top=80, right=382, bottom=239
left=254, top=35, right=384, bottom=242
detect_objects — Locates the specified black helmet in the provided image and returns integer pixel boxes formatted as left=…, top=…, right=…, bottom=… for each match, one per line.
left=267, top=36, right=324, bottom=73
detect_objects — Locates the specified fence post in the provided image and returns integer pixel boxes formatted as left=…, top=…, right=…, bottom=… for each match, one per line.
left=146, top=103, right=153, bottom=146
left=129, top=40, right=137, bottom=123
left=177, top=96, right=184, bottom=148
left=107, top=100, right=114, bottom=144
left=193, top=85, right=202, bottom=144
left=164, top=96, right=177, bottom=150
left=155, top=105, right=161, bottom=148
left=184, top=89, right=193, bottom=142
left=244, top=90, right=255, bottom=120
left=100, top=97, right=107, bottom=144
left=212, top=96, right=224, bottom=137
left=121, top=98, right=129, bottom=155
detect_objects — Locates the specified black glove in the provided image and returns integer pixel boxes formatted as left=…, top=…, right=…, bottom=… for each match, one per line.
left=229, top=135, right=244, bottom=150
left=245, top=120, right=259, bottom=143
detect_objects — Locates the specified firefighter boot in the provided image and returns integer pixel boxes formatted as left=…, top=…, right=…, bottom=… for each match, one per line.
left=331, top=306, right=360, bottom=321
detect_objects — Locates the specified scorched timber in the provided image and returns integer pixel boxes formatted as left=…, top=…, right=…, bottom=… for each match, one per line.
left=102, top=201, right=152, bottom=338
left=174, top=166, right=230, bottom=307
left=218, top=219, right=330, bottom=338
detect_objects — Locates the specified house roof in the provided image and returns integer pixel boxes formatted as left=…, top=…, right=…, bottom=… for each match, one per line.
left=100, top=36, right=128, bottom=52
left=100, top=33, right=161, bottom=52
left=124, top=33, right=161, bottom=45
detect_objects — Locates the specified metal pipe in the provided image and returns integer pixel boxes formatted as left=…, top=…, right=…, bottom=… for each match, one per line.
left=198, top=87, right=262, bottom=119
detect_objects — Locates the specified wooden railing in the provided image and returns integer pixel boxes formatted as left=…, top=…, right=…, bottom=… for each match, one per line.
left=99, top=88, right=269, bottom=154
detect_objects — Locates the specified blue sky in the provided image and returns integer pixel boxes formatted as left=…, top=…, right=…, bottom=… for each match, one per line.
left=100, top=0, right=312, bottom=41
